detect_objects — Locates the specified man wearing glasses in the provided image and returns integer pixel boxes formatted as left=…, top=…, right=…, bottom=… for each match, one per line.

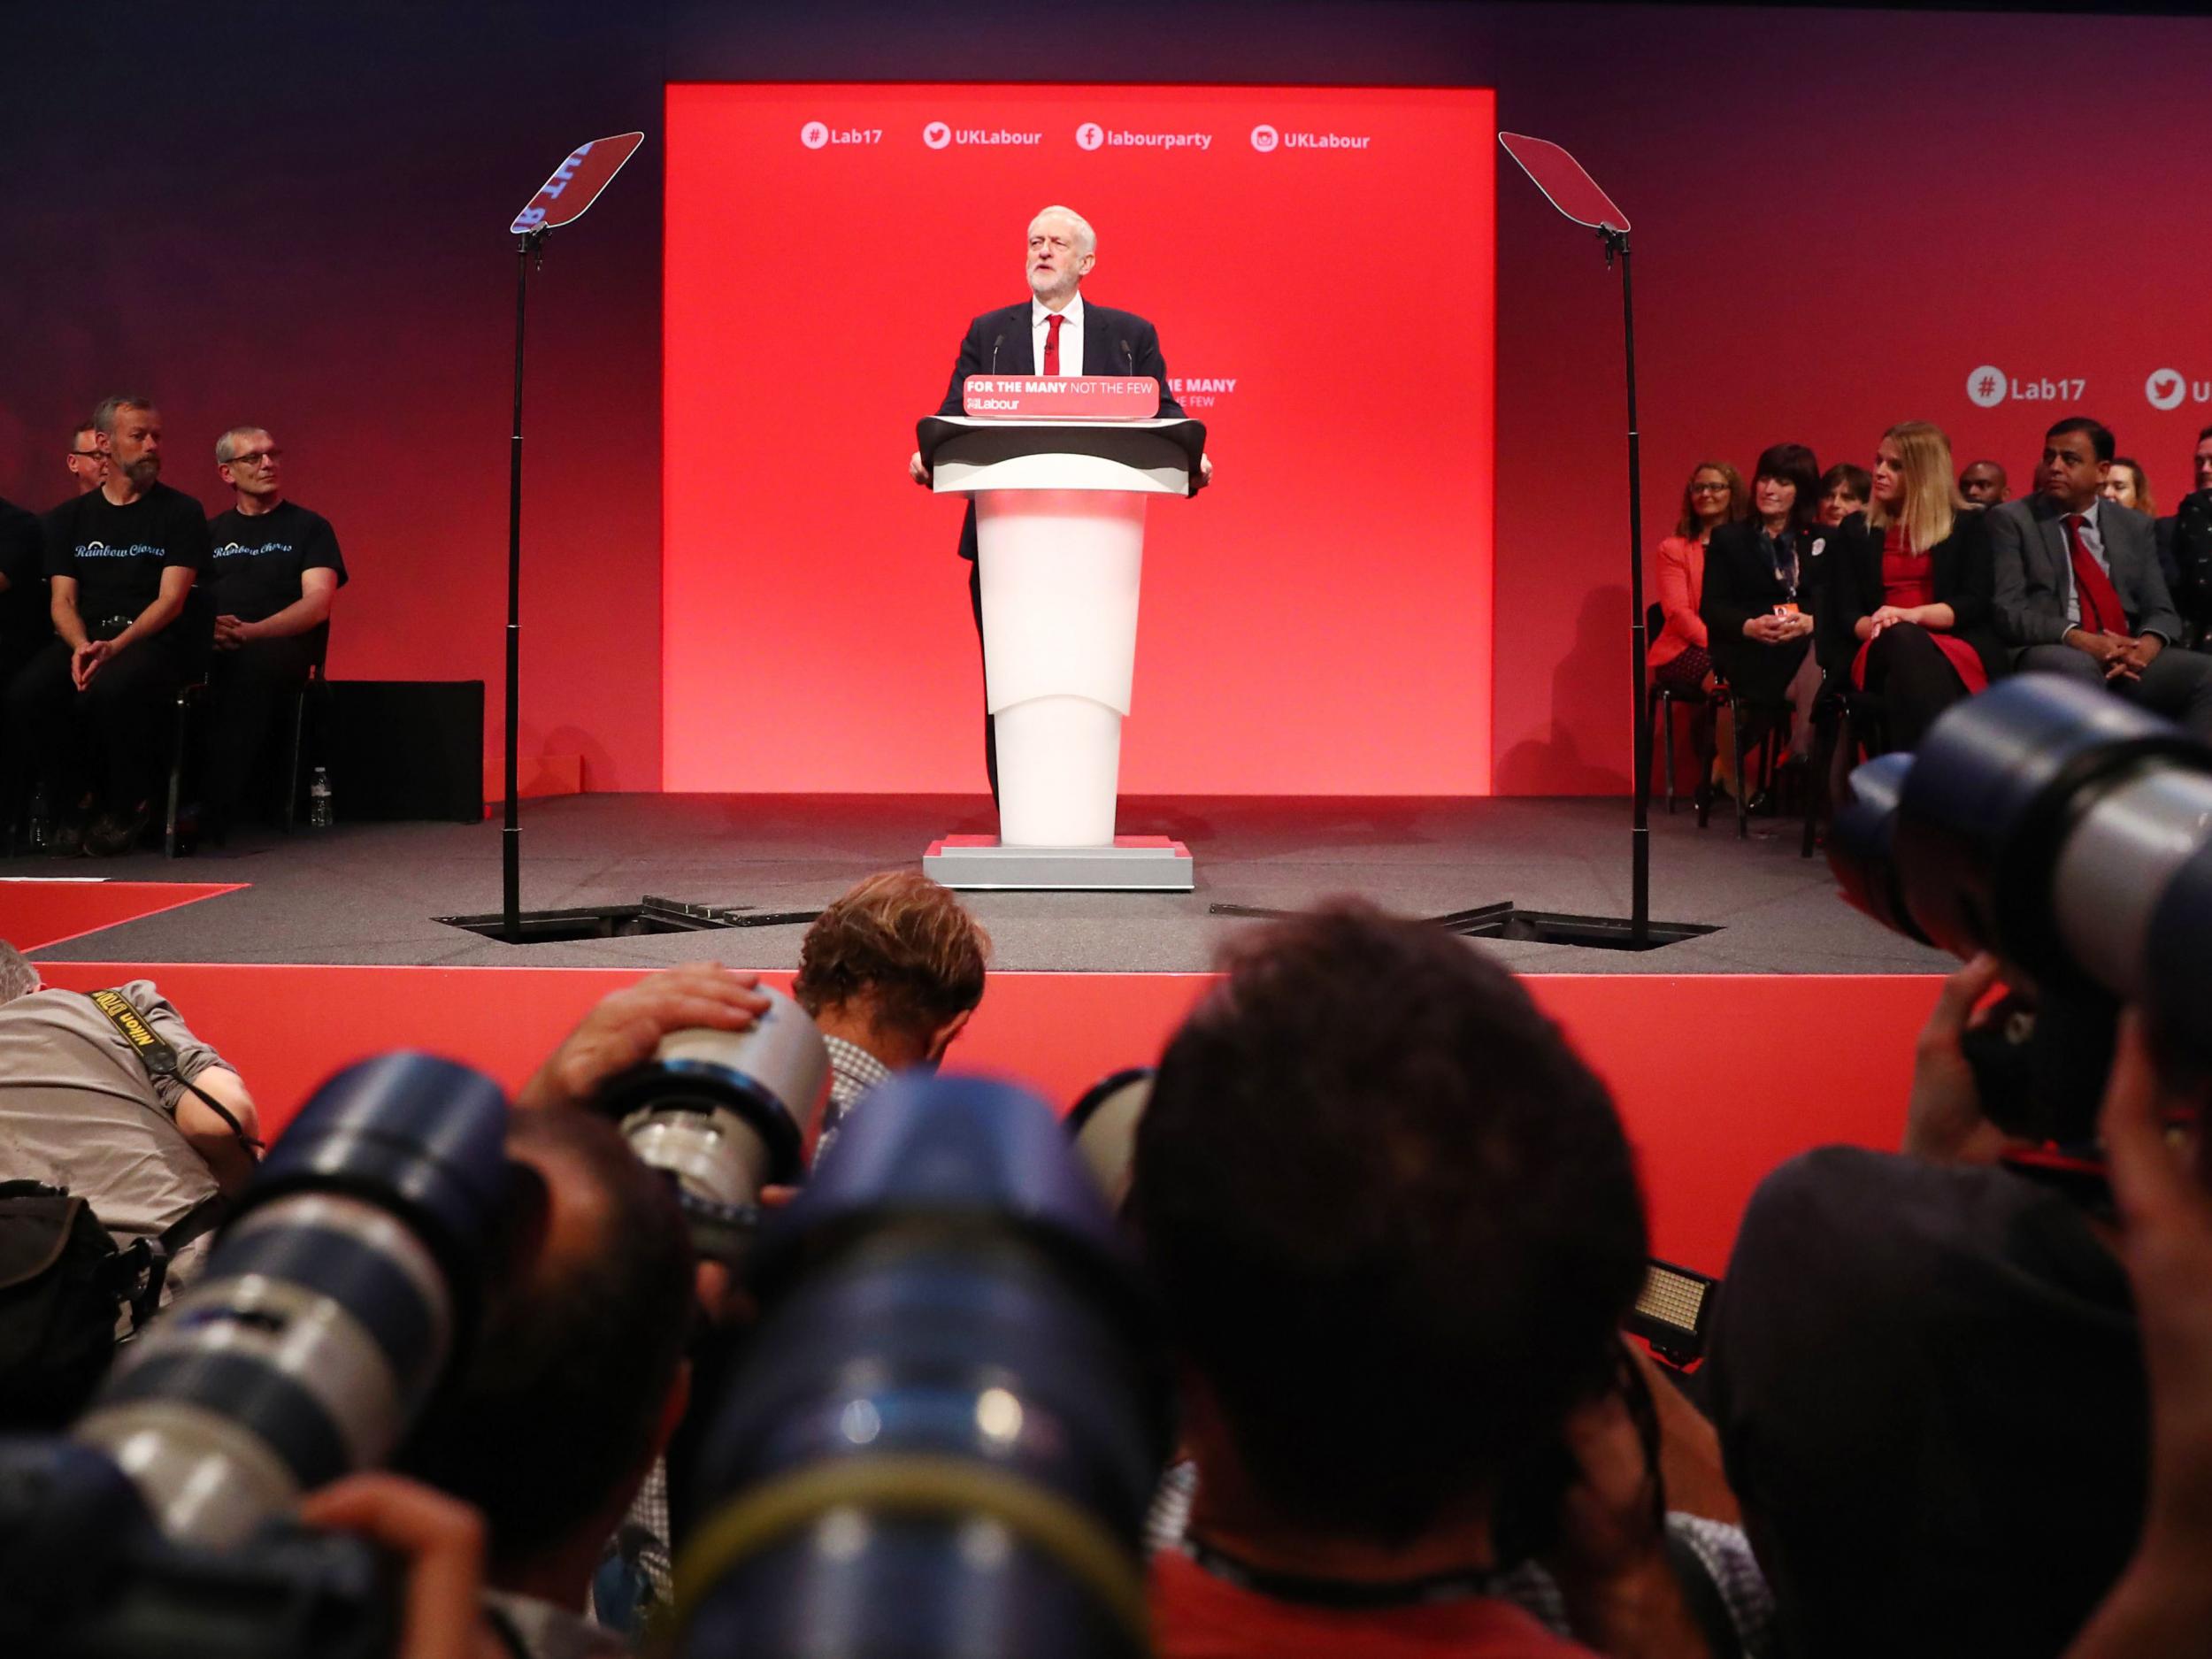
left=201, top=426, right=346, bottom=838
left=64, top=422, right=107, bottom=496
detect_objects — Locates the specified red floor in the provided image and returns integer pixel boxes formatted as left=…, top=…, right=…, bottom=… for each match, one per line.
left=30, top=957, right=1936, bottom=1274
left=0, top=880, right=243, bottom=951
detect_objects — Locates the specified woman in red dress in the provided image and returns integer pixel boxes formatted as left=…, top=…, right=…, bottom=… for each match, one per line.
left=1817, top=421, right=2004, bottom=753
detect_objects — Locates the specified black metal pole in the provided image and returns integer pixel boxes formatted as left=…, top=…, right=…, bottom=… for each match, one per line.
left=1609, top=229, right=1652, bottom=945
left=503, top=231, right=541, bottom=943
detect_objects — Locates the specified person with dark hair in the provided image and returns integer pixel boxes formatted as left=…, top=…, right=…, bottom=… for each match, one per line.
left=199, top=425, right=347, bottom=838
left=1988, top=416, right=2212, bottom=735
left=395, top=1106, right=695, bottom=1657
left=1707, top=956, right=2152, bottom=1659
left=2157, top=425, right=2212, bottom=649
left=1700, top=442, right=1829, bottom=778
left=1816, top=463, right=1870, bottom=527
left=1819, top=421, right=2002, bottom=752
left=1133, top=902, right=1752, bottom=1658
left=1650, top=462, right=1740, bottom=695
left=63, top=422, right=106, bottom=497
left=4, top=395, right=211, bottom=855
left=792, top=870, right=989, bottom=1157
left=1958, top=458, right=2008, bottom=507
left=0, top=495, right=46, bottom=813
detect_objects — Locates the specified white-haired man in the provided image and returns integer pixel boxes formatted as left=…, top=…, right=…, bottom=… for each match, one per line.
left=201, top=426, right=347, bottom=837
left=908, top=205, right=1200, bottom=797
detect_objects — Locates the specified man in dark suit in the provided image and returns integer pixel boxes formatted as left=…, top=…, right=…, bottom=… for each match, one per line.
left=908, top=204, right=1200, bottom=796
left=1988, top=416, right=2212, bottom=736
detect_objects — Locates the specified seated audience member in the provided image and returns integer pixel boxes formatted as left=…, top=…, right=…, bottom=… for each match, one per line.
left=62, top=420, right=106, bottom=497
left=2059, top=1016, right=2212, bottom=1658
left=1958, top=457, right=2008, bottom=507
left=1700, top=442, right=1826, bottom=775
left=0, top=495, right=45, bottom=813
left=396, top=1105, right=694, bottom=1659
left=1987, top=417, right=2212, bottom=736
left=201, top=426, right=347, bottom=836
left=0, top=941, right=260, bottom=1422
left=1818, top=421, right=2003, bottom=752
left=2101, top=456, right=2154, bottom=518
left=1706, top=957, right=2148, bottom=1659
left=791, top=870, right=990, bottom=1158
left=1650, top=462, right=1741, bottom=695
left=1816, top=462, right=1870, bottom=527
left=1133, top=903, right=1760, bottom=1658
left=5, top=395, right=211, bottom=856
left=2155, top=426, right=2212, bottom=648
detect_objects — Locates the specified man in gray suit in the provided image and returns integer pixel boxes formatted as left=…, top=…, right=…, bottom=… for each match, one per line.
left=1988, top=416, right=2212, bottom=735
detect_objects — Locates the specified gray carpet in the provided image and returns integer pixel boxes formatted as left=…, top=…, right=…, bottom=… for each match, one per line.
left=11, top=794, right=1953, bottom=975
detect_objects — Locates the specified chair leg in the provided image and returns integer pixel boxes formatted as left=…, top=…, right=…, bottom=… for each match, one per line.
left=283, top=685, right=310, bottom=834
left=165, top=695, right=190, bottom=858
left=1801, top=707, right=1834, bottom=858
left=1733, top=699, right=1751, bottom=840
left=1662, top=695, right=1678, bottom=815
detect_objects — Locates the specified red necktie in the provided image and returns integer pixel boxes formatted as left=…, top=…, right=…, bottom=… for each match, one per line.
left=1044, top=312, right=1064, bottom=375
left=2063, top=512, right=2127, bottom=635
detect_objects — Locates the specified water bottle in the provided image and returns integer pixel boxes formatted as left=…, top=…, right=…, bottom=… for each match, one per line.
left=308, top=766, right=334, bottom=829
left=25, top=784, right=49, bottom=852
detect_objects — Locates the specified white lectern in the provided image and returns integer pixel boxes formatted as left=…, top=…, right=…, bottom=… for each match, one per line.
left=918, top=411, right=1206, bottom=890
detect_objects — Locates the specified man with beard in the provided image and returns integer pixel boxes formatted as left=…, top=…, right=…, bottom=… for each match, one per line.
left=5, top=396, right=210, bottom=856
left=908, top=205, right=1202, bottom=796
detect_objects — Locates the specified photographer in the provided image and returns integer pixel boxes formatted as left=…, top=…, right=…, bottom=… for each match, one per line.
left=0, top=943, right=261, bottom=1423
left=1131, top=903, right=1763, bottom=1658
left=790, top=872, right=990, bottom=1159
left=1705, top=956, right=2148, bottom=1658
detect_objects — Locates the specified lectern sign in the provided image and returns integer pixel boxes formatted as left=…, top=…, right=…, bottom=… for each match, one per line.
left=962, top=376, right=1161, bottom=420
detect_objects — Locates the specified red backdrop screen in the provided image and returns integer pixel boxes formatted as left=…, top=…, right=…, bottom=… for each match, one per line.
left=664, top=83, right=1494, bottom=795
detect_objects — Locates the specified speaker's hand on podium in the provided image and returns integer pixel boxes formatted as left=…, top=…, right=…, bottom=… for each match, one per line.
left=1200, top=453, right=1213, bottom=484
left=909, top=449, right=931, bottom=487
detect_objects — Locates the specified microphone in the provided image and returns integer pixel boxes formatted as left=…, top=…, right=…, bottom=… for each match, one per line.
left=1118, top=337, right=1135, bottom=375
left=989, top=332, right=1006, bottom=373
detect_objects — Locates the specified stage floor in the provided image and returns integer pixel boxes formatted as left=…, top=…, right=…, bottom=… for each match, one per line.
left=6, top=793, right=1949, bottom=975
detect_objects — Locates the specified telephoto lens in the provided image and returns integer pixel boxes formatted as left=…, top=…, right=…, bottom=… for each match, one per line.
left=1066, top=1066, right=1155, bottom=1212
left=1830, top=674, right=2212, bottom=1064
left=65, top=1051, right=512, bottom=1548
left=673, top=1071, right=1173, bottom=1659
left=593, top=987, right=830, bottom=1262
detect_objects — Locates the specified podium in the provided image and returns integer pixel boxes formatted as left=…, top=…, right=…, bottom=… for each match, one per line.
left=917, top=409, right=1205, bottom=891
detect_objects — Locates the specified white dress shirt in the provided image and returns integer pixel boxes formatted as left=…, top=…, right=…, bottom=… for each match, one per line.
left=1031, top=292, right=1085, bottom=376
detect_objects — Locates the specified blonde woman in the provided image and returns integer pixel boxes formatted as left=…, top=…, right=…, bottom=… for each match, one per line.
left=2101, top=457, right=2154, bottom=516
left=1817, top=420, right=2004, bottom=751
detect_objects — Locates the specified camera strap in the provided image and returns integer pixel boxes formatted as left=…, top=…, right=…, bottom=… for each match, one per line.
left=88, top=988, right=265, bottom=1153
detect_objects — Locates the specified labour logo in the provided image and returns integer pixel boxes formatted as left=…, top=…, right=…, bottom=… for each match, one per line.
left=801, top=121, right=829, bottom=150
left=923, top=121, right=951, bottom=150
left=1250, top=124, right=1279, bottom=153
left=2147, top=368, right=2187, bottom=411
left=1077, top=122, right=1104, bottom=150
left=1965, top=365, right=2007, bottom=409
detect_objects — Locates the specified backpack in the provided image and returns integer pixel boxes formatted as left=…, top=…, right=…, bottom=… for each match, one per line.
left=0, top=1180, right=223, bottom=1431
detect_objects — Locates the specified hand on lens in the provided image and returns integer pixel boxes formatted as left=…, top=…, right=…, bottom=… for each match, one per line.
left=297, top=1474, right=500, bottom=1659
left=1902, top=952, right=2013, bottom=1164
left=518, top=963, right=772, bottom=1112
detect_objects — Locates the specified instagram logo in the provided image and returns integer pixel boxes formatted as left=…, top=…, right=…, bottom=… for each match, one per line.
left=1250, top=124, right=1279, bottom=153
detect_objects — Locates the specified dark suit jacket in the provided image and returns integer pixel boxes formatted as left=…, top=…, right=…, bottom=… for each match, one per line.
left=1700, top=517, right=1832, bottom=695
left=1816, top=510, right=2005, bottom=683
left=1986, top=494, right=2183, bottom=652
left=934, top=298, right=1185, bottom=560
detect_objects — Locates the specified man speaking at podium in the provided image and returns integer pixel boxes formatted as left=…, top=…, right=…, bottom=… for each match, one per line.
left=909, top=204, right=1201, bottom=797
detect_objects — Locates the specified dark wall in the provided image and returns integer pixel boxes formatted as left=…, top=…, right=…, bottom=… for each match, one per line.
left=9, top=2, right=2209, bottom=794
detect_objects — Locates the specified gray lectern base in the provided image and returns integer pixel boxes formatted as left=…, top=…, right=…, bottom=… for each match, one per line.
left=923, top=834, right=1194, bottom=892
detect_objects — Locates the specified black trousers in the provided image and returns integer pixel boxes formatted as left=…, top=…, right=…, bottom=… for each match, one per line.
left=1859, top=624, right=1975, bottom=753
left=2016, top=641, right=2212, bottom=738
left=968, top=561, right=998, bottom=803
left=4, top=633, right=193, bottom=816
left=204, top=634, right=319, bottom=827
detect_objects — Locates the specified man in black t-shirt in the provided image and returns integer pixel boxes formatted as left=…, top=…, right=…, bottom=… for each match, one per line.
left=4, top=395, right=210, bottom=856
left=201, top=425, right=347, bottom=834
